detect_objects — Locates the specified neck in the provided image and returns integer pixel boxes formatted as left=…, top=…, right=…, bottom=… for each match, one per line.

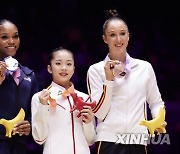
left=62, top=82, right=72, bottom=90
left=109, top=53, right=126, bottom=63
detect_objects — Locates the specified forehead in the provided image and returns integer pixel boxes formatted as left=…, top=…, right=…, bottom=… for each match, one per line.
left=107, top=20, right=128, bottom=31
left=53, top=50, right=73, bottom=61
left=0, top=22, right=18, bottom=33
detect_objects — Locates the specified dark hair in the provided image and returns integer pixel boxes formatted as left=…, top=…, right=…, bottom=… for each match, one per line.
left=48, top=47, right=74, bottom=65
left=102, top=9, right=128, bottom=35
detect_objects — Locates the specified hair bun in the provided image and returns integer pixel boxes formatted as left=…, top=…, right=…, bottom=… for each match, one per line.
left=105, top=9, right=119, bottom=18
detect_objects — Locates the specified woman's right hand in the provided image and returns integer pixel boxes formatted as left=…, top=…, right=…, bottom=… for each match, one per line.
left=104, top=60, right=119, bottom=81
left=38, top=89, right=51, bottom=105
left=38, top=85, right=52, bottom=105
left=0, top=61, right=7, bottom=85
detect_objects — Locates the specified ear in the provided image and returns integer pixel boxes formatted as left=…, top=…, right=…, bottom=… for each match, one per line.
left=102, top=35, right=108, bottom=44
left=73, top=66, right=75, bottom=74
left=47, top=65, right=52, bottom=74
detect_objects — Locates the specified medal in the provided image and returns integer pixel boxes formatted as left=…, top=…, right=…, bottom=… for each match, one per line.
left=4, top=56, right=19, bottom=71
left=113, top=62, right=126, bottom=78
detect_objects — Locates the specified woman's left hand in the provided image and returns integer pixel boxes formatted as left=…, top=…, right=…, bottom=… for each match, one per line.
left=14, top=120, right=31, bottom=136
left=80, top=106, right=94, bottom=124
left=156, top=121, right=167, bottom=134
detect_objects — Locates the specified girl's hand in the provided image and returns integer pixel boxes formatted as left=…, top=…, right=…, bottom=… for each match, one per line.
left=38, top=85, right=52, bottom=105
left=104, top=60, right=120, bottom=81
left=81, top=106, right=94, bottom=124
left=0, top=61, right=7, bottom=84
left=14, top=120, right=31, bottom=136
left=38, top=89, right=51, bottom=105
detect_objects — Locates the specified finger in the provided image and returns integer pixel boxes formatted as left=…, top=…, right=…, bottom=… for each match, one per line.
left=82, top=115, right=89, bottom=121
left=14, top=121, right=24, bottom=128
left=161, top=121, right=167, bottom=127
left=82, top=116, right=86, bottom=123
left=109, top=61, right=115, bottom=69
left=82, top=105, right=92, bottom=111
left=42, top=92, right=50, bottom=100
left=22, top=127, right=31, bottom=133
left=17, top=120, right=29, bottom=125
left=0, top=66, right=7, bottom=75
left=81, top=108, right=91, bottom=114
left=81, top=112, right=89, bottom=116
left=15, top=125, right=30, bottom=134
left=39, top=89, right=50, bottom=98
left=107, top=60, right=120, bottom=67
left=0, top=72, right=5, bottom=77
left=0, top=62, right=8, bottom=69
left=47, top=84, right=52, bottom=90
left=38, top=90, right=50, bottom=105
left=82, top=114, right=92, bottom=124
left=17, top=127, right=31, bottom=136
left=41, top=89, right=50, bottom=97
left=81, top=110, right=93, bottom=119
left=156, top=128, right=164, bottom=135
left=15, top=120, right=30, bottom=130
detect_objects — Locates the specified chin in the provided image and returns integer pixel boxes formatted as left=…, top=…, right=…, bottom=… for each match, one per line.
left=58, top=79, right=69, bottom=84
left=7, top=52, right=16, bottom=57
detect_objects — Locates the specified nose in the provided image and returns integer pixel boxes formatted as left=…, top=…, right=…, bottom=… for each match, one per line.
left=61, top=64, right=67, bottom=70
left=117, top=35, right=121, bottom=42
left=8, top=38, right=15, bottom=44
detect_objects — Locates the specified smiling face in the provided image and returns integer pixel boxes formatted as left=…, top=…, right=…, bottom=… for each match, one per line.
left=0, top=21, right=20, bottom=59
left=47, top=49, right=75, bottom=88
left=103, top=19, right=129, bottom=60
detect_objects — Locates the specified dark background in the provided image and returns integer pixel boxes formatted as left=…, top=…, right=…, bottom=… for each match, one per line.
left=1, top=0, right=180, bottom=153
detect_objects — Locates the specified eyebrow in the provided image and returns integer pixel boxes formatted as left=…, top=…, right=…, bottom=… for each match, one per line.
left=55, top=59, right=73, bottom=62
left=0, top=32, right=19, bottom=35
left=108, top=29, right=126, bottom=32
left=0, top=33, right=7, bottom=35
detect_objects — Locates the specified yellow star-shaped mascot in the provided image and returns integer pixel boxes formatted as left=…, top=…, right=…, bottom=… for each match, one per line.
left=139, top=107, right=166, bottom=137
left=0, top=108, right=25, bottom=138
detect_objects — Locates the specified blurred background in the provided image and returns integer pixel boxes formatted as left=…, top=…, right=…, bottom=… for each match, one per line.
left=1, top=0, right=179, bottom=153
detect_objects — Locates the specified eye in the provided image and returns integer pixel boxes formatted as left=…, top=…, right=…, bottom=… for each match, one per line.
left=120, top=32, right=126, bottom=36
left=55, top=62, right=61, bottom=65
left=110, top=33, right=116, bottom=37
left=13, top=34, right=19, bottom=39
left=67, top=63, right=72, bottom=66
left=1, top=35, right=8, bottom=40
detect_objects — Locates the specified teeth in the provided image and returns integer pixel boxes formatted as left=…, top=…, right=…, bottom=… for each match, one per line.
left=7, top=47, right=15, bottom=49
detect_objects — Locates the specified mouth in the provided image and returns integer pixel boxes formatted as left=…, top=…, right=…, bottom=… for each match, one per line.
left=6, top=46, right=16, bottom=51
left=115, top=43, right=123, bottom=47
left=59, top=72, right=68, bottom=76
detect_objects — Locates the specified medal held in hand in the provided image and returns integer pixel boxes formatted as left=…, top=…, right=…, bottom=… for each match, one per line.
left=113, top=62, right=126, bottom=78
left=4, top=56, right=19, bottom=71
